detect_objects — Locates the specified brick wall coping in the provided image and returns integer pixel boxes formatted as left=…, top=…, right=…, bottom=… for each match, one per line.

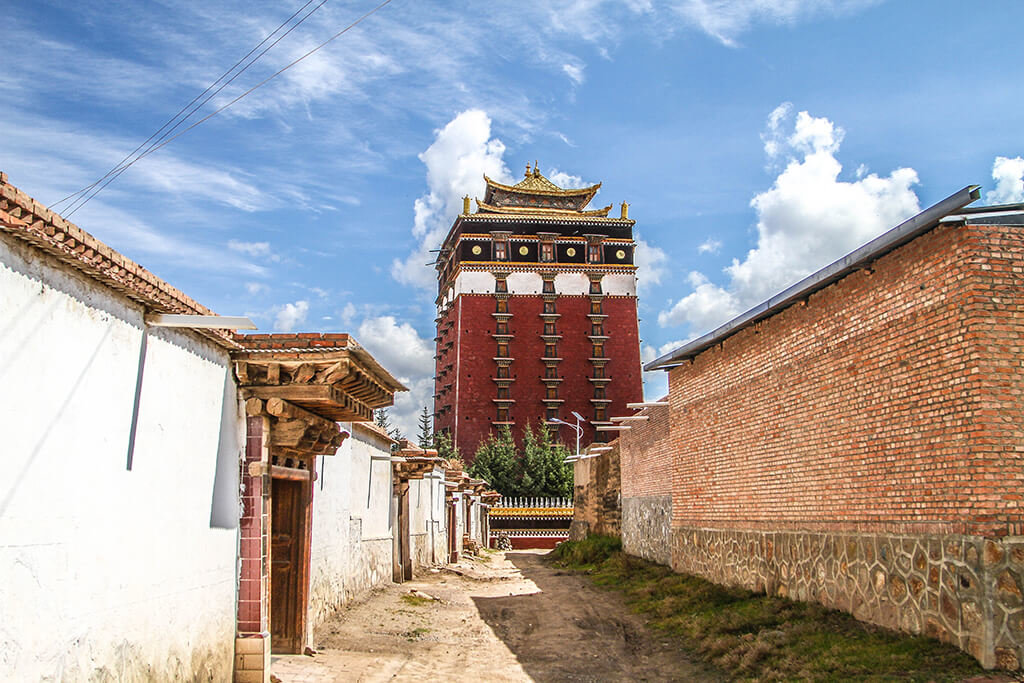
left=646, top=185, right=981, bottom=371
left=0, top=172, right=240, bottom=350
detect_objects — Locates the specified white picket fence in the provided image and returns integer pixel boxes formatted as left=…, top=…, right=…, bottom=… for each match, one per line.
left=494, top=496, right=572, bottom=509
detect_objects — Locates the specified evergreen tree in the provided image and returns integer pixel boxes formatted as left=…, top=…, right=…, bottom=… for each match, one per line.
left=466, top=421, right=573, bottom=498
left=434, top=431, right=464, bottom=470
left=416, top=406, right=432, bottom=448
left=468, top=425, right=520, bottom=495
left=374, top=408, right=403, bottom=441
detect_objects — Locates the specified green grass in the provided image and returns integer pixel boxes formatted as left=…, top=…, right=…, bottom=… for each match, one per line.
left=552, top=536, right=987, bottom=682
left=400, top=594, right=434, bottom=607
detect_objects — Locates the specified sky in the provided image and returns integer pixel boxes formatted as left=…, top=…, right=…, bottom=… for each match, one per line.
left=5, top=0, right=1024, bottom=438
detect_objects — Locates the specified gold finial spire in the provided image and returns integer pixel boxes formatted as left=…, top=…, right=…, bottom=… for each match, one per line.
left=620, top=201, right=629, bottom=219
left=462, top=195, right=471, bottom=215
left=525, top=162, right=531, bottom=178
left=533, top=160, right=539, bottom=176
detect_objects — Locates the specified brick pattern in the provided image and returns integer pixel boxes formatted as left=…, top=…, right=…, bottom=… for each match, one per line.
left=238, top=417, right=269, bottom=635
left=233, top=333, right=350, bottom=350
left=0, top=173, right=239, bottom=349
left=619, top=399, right=671, bottom=499
left=435, top=293, right=642, bottom=459
left=666, top=223, right=1024, bottom=538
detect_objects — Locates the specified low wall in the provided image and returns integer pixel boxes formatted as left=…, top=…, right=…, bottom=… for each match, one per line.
left=622, top=496, right=672, bottom=566
left=672, top=527, right=1024, bottom=670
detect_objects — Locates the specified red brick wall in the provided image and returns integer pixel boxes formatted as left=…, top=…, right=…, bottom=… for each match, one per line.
left=666, top=222, right=1024, bottom=537
left=619, top=399, right=672, bottom=499
left=436, top=293, right=643, bottom=460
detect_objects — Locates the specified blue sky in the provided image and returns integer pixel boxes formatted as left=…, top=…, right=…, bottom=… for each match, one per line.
left=5, top=0, right=1024, bottom=437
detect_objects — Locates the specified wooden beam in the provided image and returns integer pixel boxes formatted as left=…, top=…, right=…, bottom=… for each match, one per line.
left=245, top=397, right=265, bottom=416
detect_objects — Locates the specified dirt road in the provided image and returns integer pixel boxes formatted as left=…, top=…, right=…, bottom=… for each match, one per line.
left=272, top=550, right=718, bottom=683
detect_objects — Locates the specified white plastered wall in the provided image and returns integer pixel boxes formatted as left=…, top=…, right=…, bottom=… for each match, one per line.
left=408, top=467, right=446, bottom=568
left=0, top=236, right=239, bottom=681
left=506, top=272, right=542, bottom=295
left=553, top=272, right=589, bottom=295
left=453, top=271, right=495, bottom=296
left=602, top=273, right=637, bottom=296
left=307, top=423, right=394, bottom=634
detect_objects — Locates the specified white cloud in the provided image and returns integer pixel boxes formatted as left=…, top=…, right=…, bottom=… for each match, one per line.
left=356, top=315, right=436, bottom=438
left=339, top=302, right=357, bottom=326
left=228, top=240, right=271, bottom=257
left=274, top=300, right=309, bottom=332
left=391, top=110, right=514, bottom=290
left=986, top=156, right=1024, bottom=204
left=697, top=238, right=722, bottom=254
left=634, top=236, right=667, bottom=294
left=547, top=169, right=591, bottom=190
left=562, top=63, right=585, bottom=85
left=659, top=106, right=920, bottom=333
left=671, top=0, right=881, bottom=47
left=245, top=282, right=268, bottom=295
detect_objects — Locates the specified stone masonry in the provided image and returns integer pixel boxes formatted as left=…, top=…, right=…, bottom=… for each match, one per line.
left=672, top=528, right=1024, bottom=669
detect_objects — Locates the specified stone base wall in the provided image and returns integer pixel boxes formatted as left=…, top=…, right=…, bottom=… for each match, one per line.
left=622, top=496, right=672, bottom=566
left=411, top=531, right=433, bottom=570
left=308, top=528, right=392, bottom=633
left=671, top=526, right=1024, bottom=670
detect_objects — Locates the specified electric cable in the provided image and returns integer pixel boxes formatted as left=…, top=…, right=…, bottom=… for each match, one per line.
left=53, top=0, right=323, bottom=213
left=55, top=0, right=383, bottom=217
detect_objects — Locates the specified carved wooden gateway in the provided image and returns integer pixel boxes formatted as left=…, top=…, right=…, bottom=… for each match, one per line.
left=231, top=334, right=406, bottom=662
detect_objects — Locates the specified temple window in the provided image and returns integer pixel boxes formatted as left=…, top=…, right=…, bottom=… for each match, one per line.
left=494, top=240, right=508, bottom=261
left=588, top=244, right=601, bottom=263
left=542, top=279, right=555, bottom=294
left=540, top=242, right=554, bottom=262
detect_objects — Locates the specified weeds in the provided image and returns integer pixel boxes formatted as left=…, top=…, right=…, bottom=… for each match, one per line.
left=552, top=537, right=987, bottom=682
left=400, top=594, right=434, bottom=607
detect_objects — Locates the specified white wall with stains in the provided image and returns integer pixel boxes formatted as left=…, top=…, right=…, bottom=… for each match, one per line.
left=0, top=235, right=240, bottom=681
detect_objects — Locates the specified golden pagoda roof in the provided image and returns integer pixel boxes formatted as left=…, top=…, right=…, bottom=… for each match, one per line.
left=480, top=162, right=602, bottom=214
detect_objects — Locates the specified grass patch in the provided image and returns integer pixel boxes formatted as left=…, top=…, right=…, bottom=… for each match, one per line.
left=402, top=627, right=431, bottom=641
left=551, top=538, right=987, bottom=682
left=400, top=594, right=434, bottom=607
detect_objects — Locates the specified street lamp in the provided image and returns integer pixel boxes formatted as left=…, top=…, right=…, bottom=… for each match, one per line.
left=548, top=410, right=587, bottom=462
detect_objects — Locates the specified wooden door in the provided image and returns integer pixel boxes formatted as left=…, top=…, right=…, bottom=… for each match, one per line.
left=271, top=478, right=306, bottom=653
left=448, top=502, right=458, bottom=563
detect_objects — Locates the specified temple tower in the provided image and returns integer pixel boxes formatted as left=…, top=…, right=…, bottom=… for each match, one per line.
left=433, top=163, right=643, bottom=460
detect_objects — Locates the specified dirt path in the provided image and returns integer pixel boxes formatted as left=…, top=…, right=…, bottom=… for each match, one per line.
left=272, top=550, right=719, bottom=683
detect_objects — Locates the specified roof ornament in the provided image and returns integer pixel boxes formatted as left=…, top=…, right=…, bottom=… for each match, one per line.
left=462, top=195, right=471, bottom=215
left=620, top=201, right=629, bottom=219
left=533, top=160, right=539, bottom=176
left=525, top=162, right=531, bottom=178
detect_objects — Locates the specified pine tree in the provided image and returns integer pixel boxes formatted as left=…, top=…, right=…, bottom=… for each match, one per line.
left=468, top=425, right=519, bottom=495
left=374, top=408, right=404, bottom=441
left=434, top=431, right=465, bottom=470
left=416, top=406, right=432, bottom=449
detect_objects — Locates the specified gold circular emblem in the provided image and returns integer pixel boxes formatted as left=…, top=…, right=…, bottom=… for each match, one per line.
left=471, top=245, right=482, bottom=255
left=519, top=245, right=529, bottom=256
left=566, top=247, right=576, bottom=257
left=616, top=249, right=626, bottom=260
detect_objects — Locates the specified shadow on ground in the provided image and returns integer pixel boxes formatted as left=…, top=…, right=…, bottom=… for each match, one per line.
left=471, top=551, right=720, bottom=683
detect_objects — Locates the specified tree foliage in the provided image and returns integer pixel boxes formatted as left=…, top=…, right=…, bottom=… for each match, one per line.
left=374, top=408, right=403, bottom=441
left=416, top=406, right=432, bottom=448
left=468, top=421, right=573, bottom=498
left=434, top=431, right=465, bottom=470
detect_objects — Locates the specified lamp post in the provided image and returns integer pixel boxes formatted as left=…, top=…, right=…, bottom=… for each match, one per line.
left=548, top=411, right=587, bottom=462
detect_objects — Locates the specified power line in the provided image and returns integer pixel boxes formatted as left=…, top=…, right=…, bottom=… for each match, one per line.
left=56, top=0, right=394, bottom=217
left=53, top=0, right=326, bottom=215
